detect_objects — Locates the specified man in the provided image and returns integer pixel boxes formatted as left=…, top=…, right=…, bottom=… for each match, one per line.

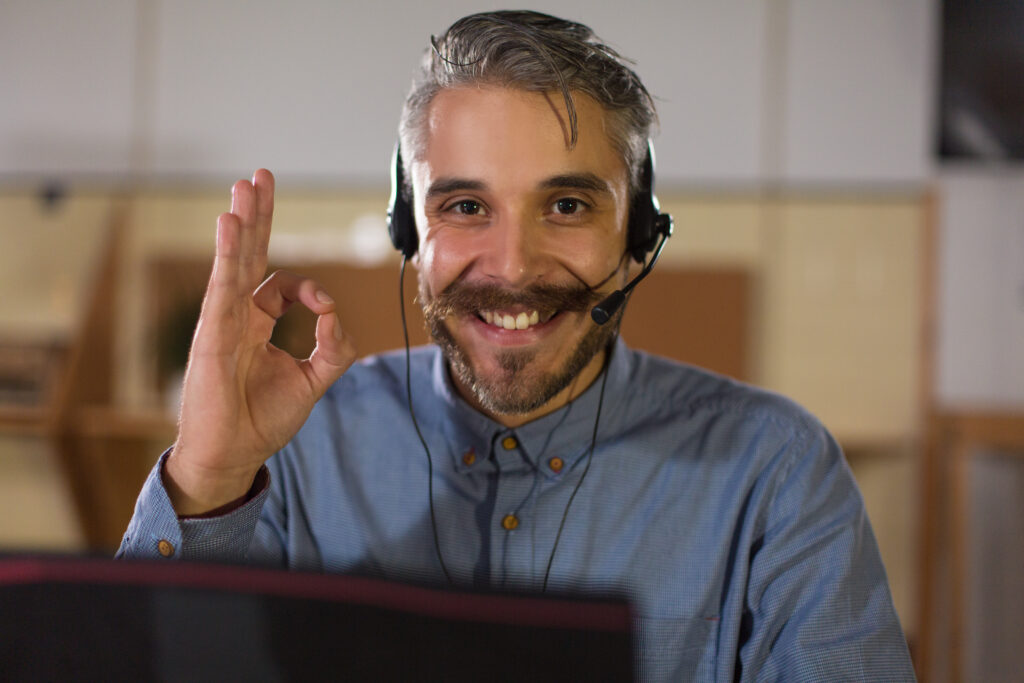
left=120, top=11, right=915, bottom=681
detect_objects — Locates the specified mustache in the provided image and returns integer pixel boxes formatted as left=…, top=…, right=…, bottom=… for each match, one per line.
left=422, top=280, right=603, bottom=319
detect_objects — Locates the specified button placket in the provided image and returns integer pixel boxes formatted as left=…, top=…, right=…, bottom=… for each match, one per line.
left=489, top=431, right=536, bottom=586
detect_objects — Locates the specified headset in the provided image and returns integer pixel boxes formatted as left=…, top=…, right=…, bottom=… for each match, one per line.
left=386, top=138, right=673, bottom=590
left=387, top=140, right=673, bottom=323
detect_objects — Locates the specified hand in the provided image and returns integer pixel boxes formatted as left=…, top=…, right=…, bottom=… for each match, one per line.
left=165, top=170, right=356, bottom=515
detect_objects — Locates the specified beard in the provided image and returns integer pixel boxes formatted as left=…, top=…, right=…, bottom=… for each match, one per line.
left=420, top=278, right=621, bottom=416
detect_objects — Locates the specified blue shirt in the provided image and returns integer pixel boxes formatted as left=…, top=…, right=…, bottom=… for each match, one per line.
left=119, top=340, right=915, bottom=681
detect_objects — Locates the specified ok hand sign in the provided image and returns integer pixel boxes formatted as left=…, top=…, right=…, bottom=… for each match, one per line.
left=165, top=170, right=356, bottom=515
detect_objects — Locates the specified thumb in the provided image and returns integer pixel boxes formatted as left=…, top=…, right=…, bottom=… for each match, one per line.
left=302, top=312, right=357, bottom=396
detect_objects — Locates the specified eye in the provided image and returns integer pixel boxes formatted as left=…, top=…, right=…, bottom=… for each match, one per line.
left=451, top=199, right=484, bottom=215
left=553, top=197, right=587, bottom=215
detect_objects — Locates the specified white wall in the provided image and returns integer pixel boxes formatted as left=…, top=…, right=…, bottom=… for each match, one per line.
left=0, top=0, right=138, bottom=177
left=1, top=0, right=933, bottom=187
left=937, top=168, right=1024, bottom=408
left=782, top=0, right=935, bottom=184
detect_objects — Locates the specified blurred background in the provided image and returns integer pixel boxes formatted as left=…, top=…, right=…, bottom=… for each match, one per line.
left=1, top=1, right=1021, bottom=680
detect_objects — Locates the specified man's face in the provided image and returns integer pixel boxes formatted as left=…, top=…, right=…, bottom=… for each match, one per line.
left=410, top=86, right=631, bottom=424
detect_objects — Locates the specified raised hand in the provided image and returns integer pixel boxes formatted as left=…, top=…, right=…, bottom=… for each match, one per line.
left=164, top=170, right=356, bottom=515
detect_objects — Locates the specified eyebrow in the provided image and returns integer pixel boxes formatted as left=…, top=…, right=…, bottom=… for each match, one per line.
left=538, top=173, right=612, bottom=195
left=425, top=178, right=486, bottom=201
left=424, top=172, right=613, bottom=201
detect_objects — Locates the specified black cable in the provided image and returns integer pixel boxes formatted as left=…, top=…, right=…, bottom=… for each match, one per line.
left=541, top=333, right=616, bottom=593
left=399, top=256, right=625, bottom=592
left=399, top=256, right=453, bottom=585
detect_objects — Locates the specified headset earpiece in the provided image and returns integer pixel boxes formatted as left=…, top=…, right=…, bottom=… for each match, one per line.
left=626, top=141, right=672, bottom=263
left=591, top=141, right=673, bottom=324
left=387, top=144, right=418, bottom=258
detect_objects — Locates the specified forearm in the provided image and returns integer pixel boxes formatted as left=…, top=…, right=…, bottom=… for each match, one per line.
left=117, top=450, right=271, bottom=563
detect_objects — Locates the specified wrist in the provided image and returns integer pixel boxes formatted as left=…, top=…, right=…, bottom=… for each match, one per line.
left=163, top=448, right=263, bottom=516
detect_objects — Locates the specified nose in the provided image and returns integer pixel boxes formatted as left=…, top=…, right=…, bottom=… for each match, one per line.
left=478, top=211, right=548, bottom=288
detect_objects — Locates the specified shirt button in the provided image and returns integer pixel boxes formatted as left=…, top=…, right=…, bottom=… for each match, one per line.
left=502, top=436, right=518, bottom=450
left=548, top=457, right=564, bottom=473
left=501, top=514, right=519, bottom=531
left=462, top=448, right=476, bottom=466
left=157, top=540, right=175, bottom=557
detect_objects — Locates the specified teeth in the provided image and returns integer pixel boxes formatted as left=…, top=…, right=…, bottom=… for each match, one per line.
left=481, top=310, right=546, bottom=331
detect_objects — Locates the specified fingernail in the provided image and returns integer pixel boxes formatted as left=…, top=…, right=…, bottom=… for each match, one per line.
left=316, top=290, right=334, bottom=305
left=334, top=318, right=344, bottom=340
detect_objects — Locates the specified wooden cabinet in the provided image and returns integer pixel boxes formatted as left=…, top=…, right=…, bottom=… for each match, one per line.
left=0, top=206, right=174, bottom=551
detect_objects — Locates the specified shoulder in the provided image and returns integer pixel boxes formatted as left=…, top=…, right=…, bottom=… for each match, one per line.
left=611, top=347, right=841, bottom=494
left=620, top=348, right=826, bottom=446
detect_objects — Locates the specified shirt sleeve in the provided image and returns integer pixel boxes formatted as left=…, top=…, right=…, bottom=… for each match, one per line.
left=115, top=449, right=273, bottom=563
left=738, top=424, right=916, bottom=682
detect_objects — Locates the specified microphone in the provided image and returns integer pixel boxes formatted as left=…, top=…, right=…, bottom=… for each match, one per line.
left=591, top=225, right=671, bottom=325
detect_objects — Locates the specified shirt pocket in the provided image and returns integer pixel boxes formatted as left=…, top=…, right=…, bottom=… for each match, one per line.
left=635, top=615, right=720, bottom=682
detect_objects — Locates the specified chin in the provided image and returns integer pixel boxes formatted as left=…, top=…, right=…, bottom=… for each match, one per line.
left=432, top=314, right=618, bottom=417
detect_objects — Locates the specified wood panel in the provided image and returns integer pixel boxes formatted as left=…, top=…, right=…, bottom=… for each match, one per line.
left=759, top=198, right=924, bottom=444
left=620, top=268, right=749, bottom=380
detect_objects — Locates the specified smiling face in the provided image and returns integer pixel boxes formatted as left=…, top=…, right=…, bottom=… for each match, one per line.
left=410, top=86, right=633, bottom=426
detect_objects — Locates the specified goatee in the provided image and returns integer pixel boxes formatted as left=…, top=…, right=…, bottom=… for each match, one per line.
left=420, top=279, right=620, bottom=416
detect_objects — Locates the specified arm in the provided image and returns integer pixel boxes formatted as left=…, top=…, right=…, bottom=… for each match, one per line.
left=119, top=170, right=356, bottom=558
left=739, top=427, right=915, bottom=682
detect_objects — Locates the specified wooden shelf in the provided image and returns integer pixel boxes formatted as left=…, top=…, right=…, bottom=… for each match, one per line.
left=0, top=405, right=57, bottom=436
left=69, top=406, right=175, bottom=440
left=0, top=206, right=170, bottom=551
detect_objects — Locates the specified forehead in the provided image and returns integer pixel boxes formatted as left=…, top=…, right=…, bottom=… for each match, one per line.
left=415, top=86, right=626, bottom=188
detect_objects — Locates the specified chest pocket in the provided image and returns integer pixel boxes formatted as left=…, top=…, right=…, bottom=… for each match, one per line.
left=635, top=615, right=720, bottom=682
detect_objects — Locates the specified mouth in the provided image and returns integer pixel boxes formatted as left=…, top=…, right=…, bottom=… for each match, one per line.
left=477, top=309, right=558, bottom=330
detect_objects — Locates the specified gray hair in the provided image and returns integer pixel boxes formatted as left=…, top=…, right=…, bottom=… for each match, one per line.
left=398, top=10, right=657, bottom=196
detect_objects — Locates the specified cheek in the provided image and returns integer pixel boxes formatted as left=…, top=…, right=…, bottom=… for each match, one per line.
left=564, top=233, right=627, bottom=284
left=416, top=233, right=471, bottom=296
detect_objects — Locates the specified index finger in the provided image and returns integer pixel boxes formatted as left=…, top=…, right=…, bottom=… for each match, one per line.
left=252, top=270, right=335, bottom=321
